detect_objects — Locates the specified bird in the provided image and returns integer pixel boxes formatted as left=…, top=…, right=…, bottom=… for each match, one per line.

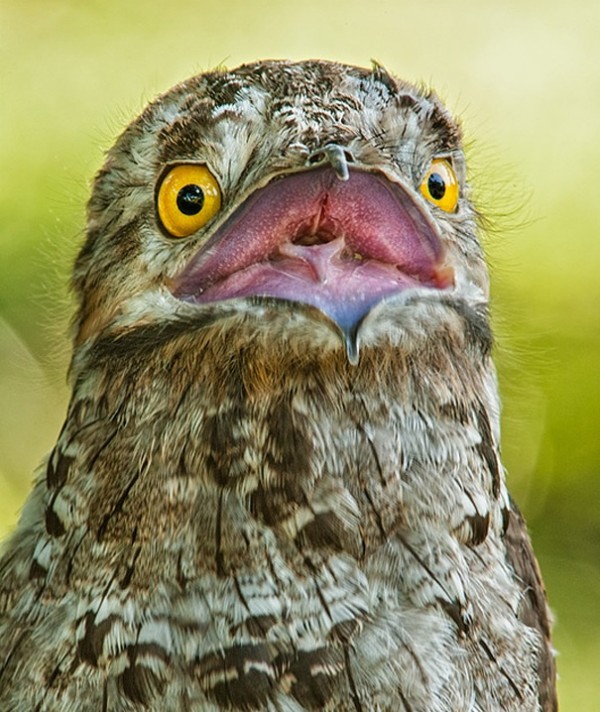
left=0, top=59, right=556, bottom=711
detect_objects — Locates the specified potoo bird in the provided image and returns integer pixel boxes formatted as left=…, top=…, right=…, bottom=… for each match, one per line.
left=0, top=60, right=556, bottom=711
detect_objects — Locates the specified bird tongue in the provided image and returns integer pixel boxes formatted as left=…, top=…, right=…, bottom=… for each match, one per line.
left=173, top=167, right=453, bottom=331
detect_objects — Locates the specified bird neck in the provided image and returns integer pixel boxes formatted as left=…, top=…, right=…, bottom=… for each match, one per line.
left=49, top=323, right=502, bottom=566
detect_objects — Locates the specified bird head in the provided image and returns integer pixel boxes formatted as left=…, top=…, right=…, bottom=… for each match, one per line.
left=71, top=60, right=490, bottom=376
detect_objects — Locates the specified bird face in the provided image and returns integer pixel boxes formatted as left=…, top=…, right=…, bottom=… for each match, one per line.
left=73, top=60, right=489, bottom=364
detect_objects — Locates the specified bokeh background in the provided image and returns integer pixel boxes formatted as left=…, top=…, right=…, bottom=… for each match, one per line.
left=1, top=0, right=598, bottom=707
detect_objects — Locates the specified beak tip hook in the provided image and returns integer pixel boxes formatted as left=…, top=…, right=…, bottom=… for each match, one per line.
left=308, top=144, right=353, bottom=181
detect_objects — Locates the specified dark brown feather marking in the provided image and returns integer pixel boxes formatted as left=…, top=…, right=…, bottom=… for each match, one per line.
left=289, top=647, right=344, bottom=708
left=193, top=643, right=280, bottom=709
left=28, top=559, right=47, bottom=581
left=475, top=406, right=501, bottom=497
left=463, top=512, right=491, bottom=547
left=120, top=654, right=166, bottom=705
left=46, top=453, right=74, bottom=489
left=45, top=501, right=66, bottom=537
left=77, top=612, right=120, bottom=667
left=215, top=489, right=225, bottom=576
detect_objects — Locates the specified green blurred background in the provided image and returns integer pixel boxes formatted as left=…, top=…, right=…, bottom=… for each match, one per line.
left=1, top=1, right=598, bottom=707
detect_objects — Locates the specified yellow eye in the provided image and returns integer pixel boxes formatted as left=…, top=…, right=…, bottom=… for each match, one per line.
left=157, top=164, right=222, bottom=238
left=419, top=158, right=459, bottom=213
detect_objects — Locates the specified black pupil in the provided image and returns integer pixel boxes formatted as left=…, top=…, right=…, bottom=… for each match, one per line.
left=177, top=184, right=205, bottom=215
left=428, top=173, right=446, bottom=200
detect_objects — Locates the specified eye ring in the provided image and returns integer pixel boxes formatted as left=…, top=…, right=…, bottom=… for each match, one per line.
left=419, top=158, right=459, bottom=213
left=156, top=164, right=222, bottom=238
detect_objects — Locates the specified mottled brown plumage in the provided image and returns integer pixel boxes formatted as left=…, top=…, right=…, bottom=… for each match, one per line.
left=0, top=60, right=556, bottom=710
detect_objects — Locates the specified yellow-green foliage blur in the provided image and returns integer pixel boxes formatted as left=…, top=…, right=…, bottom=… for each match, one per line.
left=1, top=1, right=598, bottom=707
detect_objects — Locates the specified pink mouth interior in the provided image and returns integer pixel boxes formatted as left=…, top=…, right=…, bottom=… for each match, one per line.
left=173, top=167, right=453, bottom=331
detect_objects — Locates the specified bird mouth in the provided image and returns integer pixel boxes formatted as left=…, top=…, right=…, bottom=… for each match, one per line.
left=172, top=166, right=454, bottom=332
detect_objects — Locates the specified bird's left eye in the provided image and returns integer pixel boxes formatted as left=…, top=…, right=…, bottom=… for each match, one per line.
left=419, top=158, right=459, bottom=213
left=157, top=164, right=222, bottom=238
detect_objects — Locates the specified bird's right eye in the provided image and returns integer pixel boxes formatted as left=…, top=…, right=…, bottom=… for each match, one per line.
left=156, top=164, right=222, bottom=238
left=419, top=158, right=459, bottom=213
